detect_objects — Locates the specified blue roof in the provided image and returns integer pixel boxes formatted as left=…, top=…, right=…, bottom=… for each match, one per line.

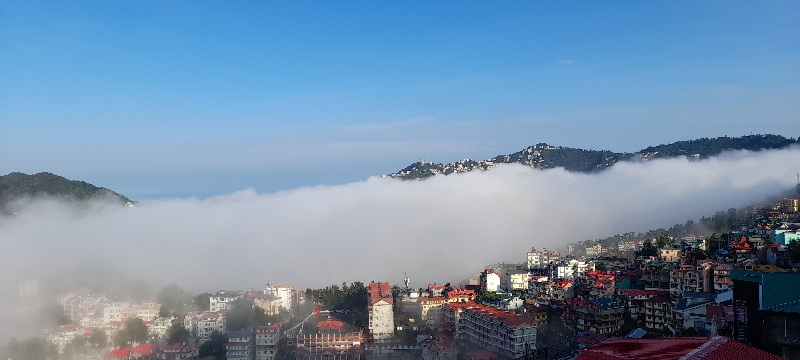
left=593, top=298, right=624, bottom=309
left=625, top=328, right=647, bottom=338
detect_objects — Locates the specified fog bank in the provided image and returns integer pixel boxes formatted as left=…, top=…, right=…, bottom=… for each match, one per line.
left=2, top=148, right=799, bottom=297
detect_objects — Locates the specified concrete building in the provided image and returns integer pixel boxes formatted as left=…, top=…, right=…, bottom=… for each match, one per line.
left=296, top=318, right=364, bottom=359
left=445, top=301, right=537, bottom=359
left=198, top=312, right=226, bottom=343
left=566, top=298, right=625, bottom=335
left=264, top=283, right=294, bottom=312
left=226, top=329, right=255, bottom=360
left=527, top=247, right=561, bottom=269
left=255, top=325, right=280, bottom=360
left=480, top=268, right=501, bottom=292
left=669, top=264, right=709, bottom=297
left=210, top=291, right=243, bottom=313
left=367, top=282, right=395, bottom=341
left=419, top=297, right=447, bottom=327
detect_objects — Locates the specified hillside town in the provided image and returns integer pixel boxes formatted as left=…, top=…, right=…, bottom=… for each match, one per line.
left=7, top=197, right=800, bottom=360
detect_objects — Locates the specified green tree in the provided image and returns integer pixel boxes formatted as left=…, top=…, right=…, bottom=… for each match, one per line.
left=656, top=234, right=674, bottom=248
left=199, top=331, right=227, bottom=359
left=126, top=318, right=150, bottom=344
left=166, top=323, right=191, bottom=344
left=115, top=318, right=149, bottom=347
left=637, top=239, right=658, bottom=257
left=89, top=329, right=108, bottom=349
left=157, top=284, right=192, bottom=317
left=193, top=293, right=211, bottom=311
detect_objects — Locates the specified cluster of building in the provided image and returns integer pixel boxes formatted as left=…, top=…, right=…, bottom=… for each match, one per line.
left=33, top=198, right=800, bottom=359
left=46, top=292, right=164, bottom=353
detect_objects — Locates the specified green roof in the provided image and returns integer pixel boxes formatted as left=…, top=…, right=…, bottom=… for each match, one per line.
left=760, top=273, right=800, bottom=313
left=616, top=278, right=631, bottom=289
left=730, top=270, right=800, bottom=313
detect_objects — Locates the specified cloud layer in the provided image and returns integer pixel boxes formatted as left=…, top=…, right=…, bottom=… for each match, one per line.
left=2, top=148, right=799, bottom=298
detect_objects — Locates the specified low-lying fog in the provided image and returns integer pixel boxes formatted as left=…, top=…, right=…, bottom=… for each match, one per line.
left=1, top=148, right=798, bottom=337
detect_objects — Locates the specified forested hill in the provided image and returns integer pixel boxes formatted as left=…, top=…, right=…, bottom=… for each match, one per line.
left=0, top=172, right=132, bottom=210
left=389, top=134, right=799, bottom=180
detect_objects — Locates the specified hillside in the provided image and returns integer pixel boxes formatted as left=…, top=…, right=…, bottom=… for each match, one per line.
left=0, top=172, right=132, bottom=211
left=389, top=134, right=799, bottom=179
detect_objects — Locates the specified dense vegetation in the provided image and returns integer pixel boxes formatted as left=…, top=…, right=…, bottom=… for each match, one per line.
left=391, top=134, right=799, bottom=180
left=640, top=134, right=799, bottom=159
left=305, top=282, right=368, bottom=311
left=0, top=172, right=131, bottom=210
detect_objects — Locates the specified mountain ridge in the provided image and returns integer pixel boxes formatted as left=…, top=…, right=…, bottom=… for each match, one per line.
left=388, top=134, right=799, bottom=180
left=0, top=172, right=133, bottom=211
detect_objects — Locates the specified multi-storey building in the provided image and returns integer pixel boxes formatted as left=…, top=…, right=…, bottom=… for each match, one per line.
left=617, top=289, right=669, bottom=322
left=446, top=301, right=537, bottom=359
left=713, top=264, right=733, bottom=292
left=255, top=324, right=280, bottom=360
left=150, top=316, right=177, bottom=340
left=264, top=283, right=294, bottom=312
left=198, top=312, right=227, bottom=343
left=506, top=271, right=531, bottom=291
left=296, top=318, right=364, bottom=359
left=480, top=269, right=501, bottom=292
left=585, top=243, right=603, bottom=256
left=527, top=248, right=561, bottom=269
left=669, top=264, right=711, bottom=297
left=367, top=282, right=395, bottom=341
left=419, top=297, right=447, bottom=327
left=252, top=292, right=283, bottom=316
left=566, top=298, right=625, bottom=335
left=642, top=296, right=672, bottom=331
left=153, top=343, right=198, bottom=360
left=642, top=265, right=671, bottom=292
left=210, top=291, right=243, bottom=313
left=660, top=247, right=682, bottom=263
left=226, top=329, right=255, bottom=360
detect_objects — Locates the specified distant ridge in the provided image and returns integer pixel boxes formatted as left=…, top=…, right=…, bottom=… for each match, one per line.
left=0, top=172, right=133, bottom=210
left=389, top=134, right=799, bottom=180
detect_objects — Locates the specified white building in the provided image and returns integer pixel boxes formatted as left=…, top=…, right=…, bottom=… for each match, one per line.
left=586, top=243, right=603, bottom=256
left=263, top=283, right=294, bottom=312
left=150, top=316, right=177, bottom=340
left=198, top=312, right=227, bottom=343
left=367, top=282, right=395, bottom=341
left=481, top=269, right=501, bottom=292
left=103, top=302, right=129, bottom=325
left=210, top=291, right=243, bottom=313
left=527, top=248, right=561, bottom=269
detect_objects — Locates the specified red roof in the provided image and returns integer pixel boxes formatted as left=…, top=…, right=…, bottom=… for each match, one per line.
left=575, top=337, right=782, bottom=360
left=367, top=282, right=393, bottom=305
left=132, top=344, right=158, bottom=356
left=463, top=349, right=499, bottom=360
left=105, top=348, right=133, bottom=359
left=316, top=318, right=344, bottom=331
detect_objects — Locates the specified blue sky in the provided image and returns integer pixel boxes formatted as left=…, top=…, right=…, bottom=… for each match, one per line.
left=1, top=1, right=798, bottom=198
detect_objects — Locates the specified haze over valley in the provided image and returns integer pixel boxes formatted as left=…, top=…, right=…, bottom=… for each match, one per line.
left=2, top=145, right=798, bottom=296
